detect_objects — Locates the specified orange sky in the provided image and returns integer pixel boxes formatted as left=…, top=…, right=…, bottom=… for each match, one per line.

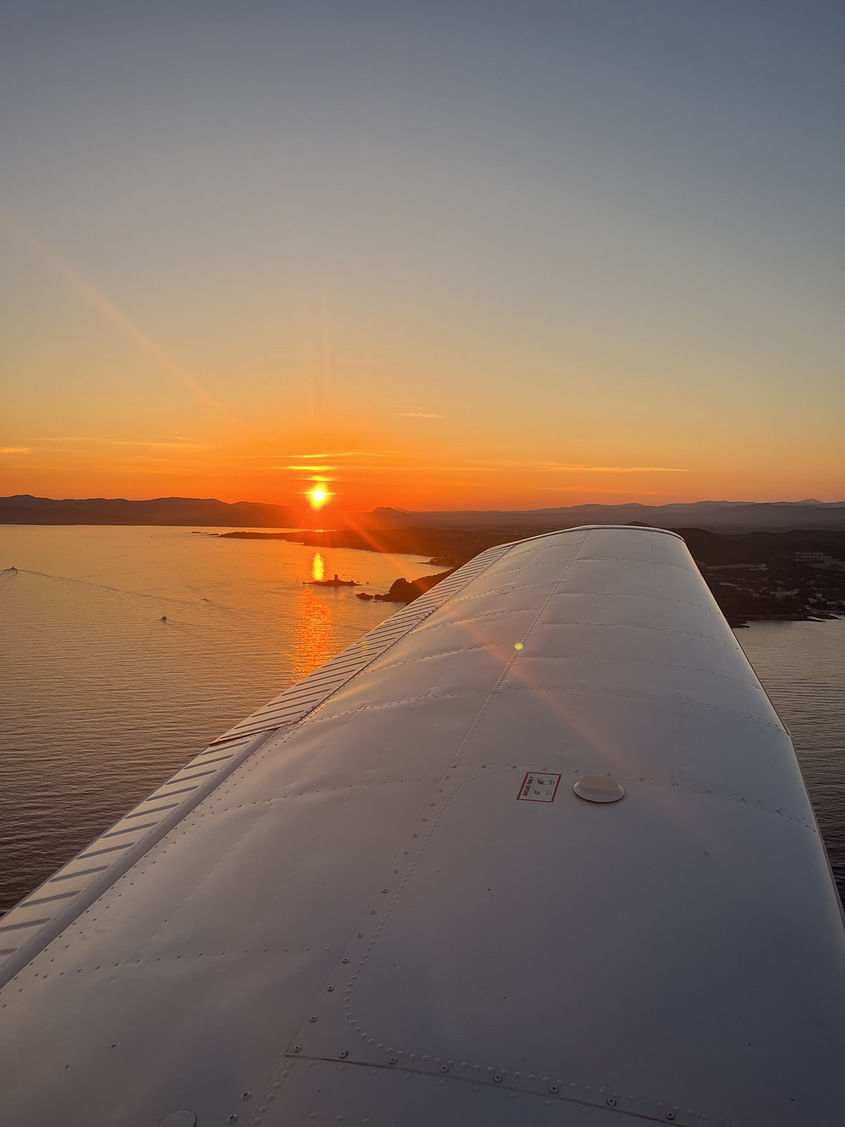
left=2, top=227, right=841, bottom=511
left=3, top=420, right=843, bottom=514
left=2, top=5, right=843, bottom=512
left=2, top=240, right=842, bottom=510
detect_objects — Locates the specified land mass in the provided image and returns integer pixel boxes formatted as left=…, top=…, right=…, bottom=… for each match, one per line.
left=0, top=494, right=295, bottom=527
left=363, top=500, right=845, bottom=533
left=4, top=494, right=844, bottom=625
left=357, top=571, right=454, bottom=604
left=223, top=525, right=845, bottom=627
left=3, top=494, right=845, bottom=531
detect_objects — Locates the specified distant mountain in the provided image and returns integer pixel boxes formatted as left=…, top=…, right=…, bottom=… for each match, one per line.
left=365, top=507, right=414, bottom=528
left=3, top=495, right=844, bottom=532
left=364, top=500, right=845, bottom=533
left=0, top=495, right=293, bottom=527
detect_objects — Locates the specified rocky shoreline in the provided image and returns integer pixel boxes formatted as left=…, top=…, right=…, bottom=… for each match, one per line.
left=356, top=570, right=454, bottom=603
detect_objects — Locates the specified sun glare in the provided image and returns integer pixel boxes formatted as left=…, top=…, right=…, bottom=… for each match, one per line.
left=307, top=487, right=331, bottom=509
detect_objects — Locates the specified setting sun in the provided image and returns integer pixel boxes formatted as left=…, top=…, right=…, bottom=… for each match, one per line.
left=307, top=488, right=330, bottom=509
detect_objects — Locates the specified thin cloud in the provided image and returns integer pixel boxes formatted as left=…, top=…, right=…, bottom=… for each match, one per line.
left=393, top=411, right=444, bottom=419
left=282, top=450, right=385, bottom=459
left=0, top=447, right=30, bottom=454
left=27, top=437, right=205, bottom=450
left=542, top=463, right=687, bottom=474
left=469, top=460, right=687, bottom=474
left=263, top=456, right=686, bottom=477
left=109, top=440, right=208, bottom=450
left=278, top=464, right=335, bottom=472
left=532, top=485, right=680, bottom=496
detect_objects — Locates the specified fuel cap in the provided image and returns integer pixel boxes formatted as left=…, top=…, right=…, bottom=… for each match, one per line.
left=573, top=776, right=625, bottom=803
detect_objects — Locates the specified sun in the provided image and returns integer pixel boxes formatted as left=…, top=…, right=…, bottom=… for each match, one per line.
left=307, top=487, right=331, bottom=509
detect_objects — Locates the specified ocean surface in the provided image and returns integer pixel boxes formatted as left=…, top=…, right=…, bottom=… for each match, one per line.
left=1, top=525, right=843, bottom=914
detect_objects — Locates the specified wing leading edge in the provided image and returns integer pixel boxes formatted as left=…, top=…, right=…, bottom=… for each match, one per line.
left=0, top=526, right=843, bottom=1127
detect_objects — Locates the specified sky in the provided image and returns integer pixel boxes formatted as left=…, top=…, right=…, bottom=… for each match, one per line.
left=1, top=0, right=843, bottom=512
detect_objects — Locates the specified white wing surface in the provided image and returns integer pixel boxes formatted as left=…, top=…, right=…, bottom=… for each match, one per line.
left=1, top=526, right=843, bottom=1127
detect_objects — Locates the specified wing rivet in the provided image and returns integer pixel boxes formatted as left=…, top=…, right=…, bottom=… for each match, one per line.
left=241, top=1091, right=252, bottom=1100
left=327, top=985, right=335, bottom=992
left=494, top=1073, right=503, bottom=1083
left=550, top=1085, right=560, bottom=1094
left=342, top=957, right=350, bottom=964
left=440, top=1065, right=450, bottom=1073
left=606, top=1097, right=617, bottom=1106
left=388, top=1055, right=398, bottom=1065
left=292, top=1045, right=302, bottom=1053
left=339, top=1050, right=349, bottom=1059
left=309, top=1016, right=318, bottom=1023
left=665, top=1115, right=676, bottom=1122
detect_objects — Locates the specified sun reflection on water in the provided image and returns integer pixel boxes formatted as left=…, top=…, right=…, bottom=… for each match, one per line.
left=289, top=588, right=338, bottom=681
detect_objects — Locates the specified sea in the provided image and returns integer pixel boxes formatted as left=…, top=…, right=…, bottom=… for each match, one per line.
left=1, top=525, right=843, bottom=914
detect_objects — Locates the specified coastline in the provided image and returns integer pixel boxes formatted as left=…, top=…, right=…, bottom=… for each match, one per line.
left=213, top=526, right=845, bottom=626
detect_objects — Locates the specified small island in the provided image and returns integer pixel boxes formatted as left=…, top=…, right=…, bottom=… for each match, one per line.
left=307, top=574, right=359, bottom=588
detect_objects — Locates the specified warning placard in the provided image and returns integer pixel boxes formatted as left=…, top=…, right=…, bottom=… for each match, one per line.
left=517, top=771, right=562, bottom=803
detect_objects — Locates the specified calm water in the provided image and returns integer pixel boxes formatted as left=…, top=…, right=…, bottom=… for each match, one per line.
left=0, top=526, right=445, bottom=913
left=1, top=526, right=843, bottom=913
left=736, top=619, right=845, bottom=904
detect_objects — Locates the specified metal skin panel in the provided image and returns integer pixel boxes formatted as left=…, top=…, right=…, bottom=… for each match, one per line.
left=0, top=526, right=843, bottom=1126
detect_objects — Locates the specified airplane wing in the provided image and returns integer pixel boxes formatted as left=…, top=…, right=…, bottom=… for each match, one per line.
left=1, top=525, right=843, bottom=1126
